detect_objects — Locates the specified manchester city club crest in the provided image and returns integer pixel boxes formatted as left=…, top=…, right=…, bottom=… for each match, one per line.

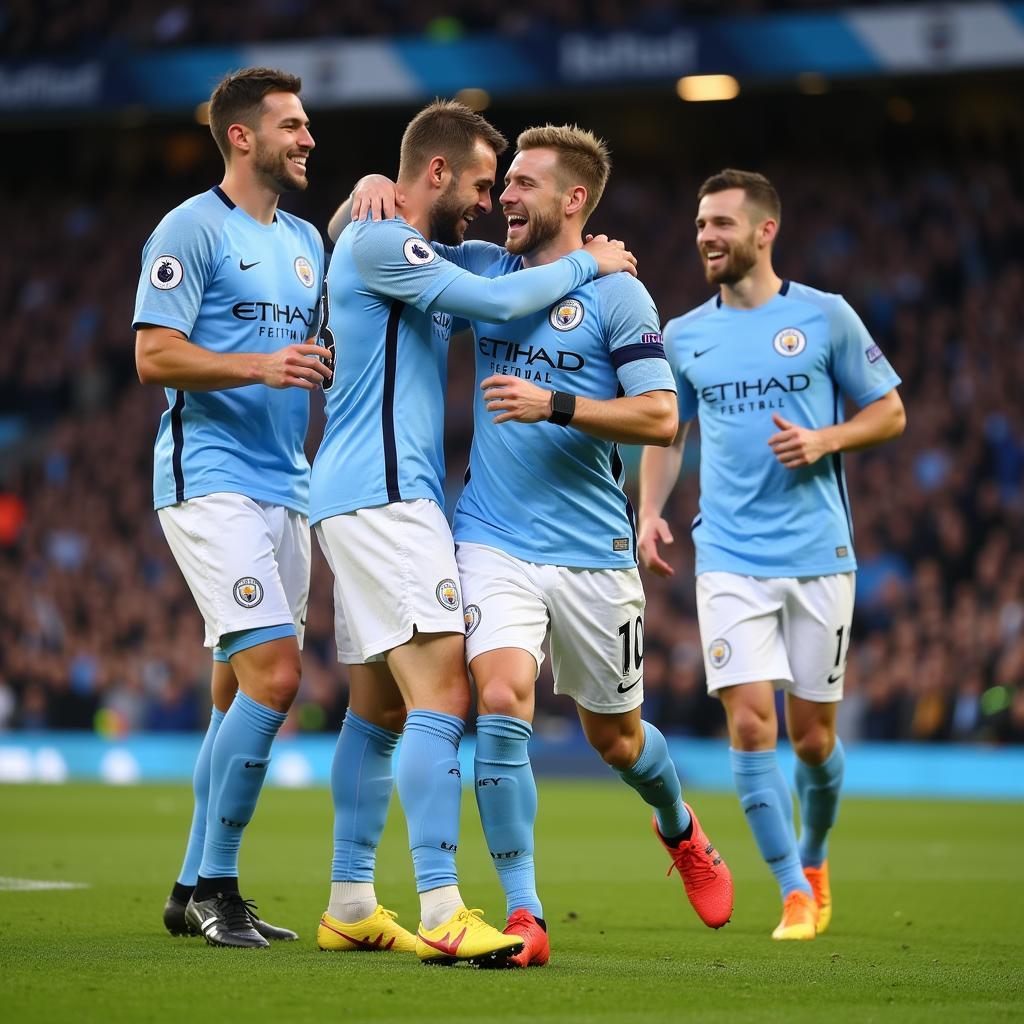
left=464, top=604, right=481, bottom=636
left=708, top=638, right=732, bottom=669
left=150, top=254, right=183, bottom=290
left=549, top=297, right=584, bottom=331
left=233, top=577, right=264, bottom=608
left=772, top=327, right=807, bottom=357
left=435, top=578, right=460, bottom=611
left=294, top=256, right=315, bottom=287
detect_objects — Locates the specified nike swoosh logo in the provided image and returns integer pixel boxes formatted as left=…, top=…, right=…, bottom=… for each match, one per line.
left=616, top=679, right=640, bottom=694
left=239, top=259, right=260, bottom=270
left=243, top=761, right=265, bottom=768
left=416, top=926, right=467, bottom=956
left=827, top=673, right=843, bottom=684
left=694, top=347, right=717, bottom=358
left=319, top=918, right=396, bottom=950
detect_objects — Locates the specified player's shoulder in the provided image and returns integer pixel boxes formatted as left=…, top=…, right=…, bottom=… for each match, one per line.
left=663, top=294, right=719, bottom=342
left=150, top=189, right=230, bottom=242
left=346, top=216, right=436, bottom=265
left=781, top=280, right=850, bottom=315
left=593, top=269, right=656, bottom=306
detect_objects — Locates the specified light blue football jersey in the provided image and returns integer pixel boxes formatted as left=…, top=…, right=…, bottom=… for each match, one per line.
left=132, top=187, right=324, bottom=513
left=309, top=219, right=598, bottom=525
left=665, top=280, right=901, bottom=578
left=440, top=242, right=676, bottom=569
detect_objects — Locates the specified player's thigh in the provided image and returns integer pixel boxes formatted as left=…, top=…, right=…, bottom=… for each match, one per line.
left=157, top=492, right=298, bottom=648
left=781, top=572, right=855, bottom=703
left=316, top=499, right=465, bottom=664
left=695, top=571, right=791, bottom=695
left=456, top=542, right=549, bottom=713
left=385, top=631, right=470, bottom=719
left=546, top=565, right=646, bottom=715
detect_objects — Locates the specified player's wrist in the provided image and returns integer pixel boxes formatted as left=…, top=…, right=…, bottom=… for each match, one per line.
left=548, top=391, right=576, bottom=426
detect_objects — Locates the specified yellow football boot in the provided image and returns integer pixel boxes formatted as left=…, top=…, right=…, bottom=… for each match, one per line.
left=415, top=907, right=524, bottom=966
left=317, top=905, right=417, bottom=953
left=771, top=890, right=818, bottom=941
left=803, top=861, right=832, bottom=935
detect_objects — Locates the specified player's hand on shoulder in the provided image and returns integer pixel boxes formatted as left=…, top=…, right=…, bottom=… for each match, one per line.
left=481, top=374, right=551, bottom=424
left=637, top=516, right=675, bottom=578
left=767, top=413, right=830, bottom=468
left=583, top=233, right=637, bottom=278
left=260, top=343, right=333, bottom=391
left=352, top=174, right=398, bottom=222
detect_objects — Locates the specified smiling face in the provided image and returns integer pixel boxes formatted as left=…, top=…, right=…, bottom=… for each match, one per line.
left=695, top=187, right=769, bottom=286
left=429, top=137, right=497, bottom=245
left=249, top=90, right=314, bottom=194
left=499, top=147, right=567, bottom=256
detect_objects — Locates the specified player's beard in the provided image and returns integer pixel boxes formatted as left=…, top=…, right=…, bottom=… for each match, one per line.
left=702, top=233, right=757, bottom=285
left=505, top=201, right=561, bottom=256
left=430, top=181, right=470, bottom=246
left=253, top=138, right=308, bottom=194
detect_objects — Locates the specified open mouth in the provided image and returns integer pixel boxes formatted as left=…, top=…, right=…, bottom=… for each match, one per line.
left=288, top=154, right=308, bottom=174
left=506, top=212, right=528, bottom=234
left=704, top=248, right=727, bottom=265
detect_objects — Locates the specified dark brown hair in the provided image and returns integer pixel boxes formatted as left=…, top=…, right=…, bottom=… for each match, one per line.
left=398, top=99, right=507, bottom=182
left=208, top=67, right=303, bottom=162
left=697, top=168, right=781, bottom=224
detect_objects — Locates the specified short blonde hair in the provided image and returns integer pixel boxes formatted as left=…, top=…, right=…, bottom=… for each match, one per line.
left=516, top=124, right=611, bottom=223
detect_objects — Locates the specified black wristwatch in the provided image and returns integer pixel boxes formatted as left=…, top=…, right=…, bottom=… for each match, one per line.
left=548, top=391, right=576, bottom=426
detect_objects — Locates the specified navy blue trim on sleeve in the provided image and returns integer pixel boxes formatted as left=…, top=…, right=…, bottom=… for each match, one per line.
left=382, top=301, right=404, bottom=503
left=610, top=342, right=667, bottom=368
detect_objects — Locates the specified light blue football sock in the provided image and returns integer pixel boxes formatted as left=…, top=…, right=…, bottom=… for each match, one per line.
left=475, top=714, right=542, bottom=918
left=396, top=710, right=464, bottom=893
left=176, top=706, right=226, bottom=887
left=795, top=738, right=845, bottom=869
left=730, top=748, right=811, bottom=898
left=331, top=709, right=401, bottom=882
left=615, top=721, right=691, bottom=838
left=199, top=691, right=286, bottom=879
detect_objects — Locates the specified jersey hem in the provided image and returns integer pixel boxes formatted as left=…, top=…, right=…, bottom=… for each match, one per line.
left=310, top=488, right=444, bottom=525
left=695, top=562, right=858, bottom=579
left=154, top=485, right=308, bottom=515
left=454, top=534, right=636, bottom=571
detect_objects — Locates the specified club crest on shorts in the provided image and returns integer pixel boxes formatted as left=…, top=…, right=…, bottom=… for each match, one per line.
left=294, top=256, right=315, bottom=287
left=549, top=297, right=584, bottom=331
left=464, top=604, right=481, bottom=636
left=435, top=578, right=460, bottom=611
left=404, top=237, right=436, bottom=265
left=708, top=638, right=731, bottom=669
left=150, top=254, right=183, bottom=290
left=772, top=327, right=806, bottom=357
left=233, top=577, right=264, bottom=608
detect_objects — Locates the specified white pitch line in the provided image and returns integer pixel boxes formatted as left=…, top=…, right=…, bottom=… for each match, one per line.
left=0, top=877, right=90, bottom=892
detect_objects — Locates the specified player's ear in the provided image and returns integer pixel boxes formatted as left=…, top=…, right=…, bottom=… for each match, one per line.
left=759, top=217, right=779, bottom=248
left=565, top=185, right=587, bottom=217
left=226, top=122, right=252, bottom=156
left=427, top=156, right=449, bottom=191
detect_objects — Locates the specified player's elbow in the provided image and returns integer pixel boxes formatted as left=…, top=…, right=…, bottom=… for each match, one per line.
left=884, top=391, right=907, bottom=440
left=645, top=393, right=679, bottom=447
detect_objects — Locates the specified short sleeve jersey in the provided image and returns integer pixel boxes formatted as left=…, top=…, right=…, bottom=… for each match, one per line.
left=665, top=280, right=901, bottom=577
left=132, top=187, right=324, bottom=513
left=442, top=242, right=676, bottom=569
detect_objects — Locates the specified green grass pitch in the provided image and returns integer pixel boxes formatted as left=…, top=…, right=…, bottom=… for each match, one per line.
left=1, top=781, right=1021, bottom=1023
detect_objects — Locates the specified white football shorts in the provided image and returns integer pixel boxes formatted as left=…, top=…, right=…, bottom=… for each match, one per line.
left=315, top=498, right=465, bottom=664
left=695, top=570, right=855, bottom=703
left=456, top=542, right=646, bottom=715
left=158, top=491, right=310, bottom=650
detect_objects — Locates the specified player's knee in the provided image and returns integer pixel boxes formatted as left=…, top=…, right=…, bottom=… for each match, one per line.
left=729, top=706, right=774, bottom=751
left=375, top=705, right=407, bottom=735
left=476, top=678, right=528, bottom=719
left=793, top=726, right=834, bottom=766
left=258, top=660, right=302, bottom=713
left=592, top=730, right=643, bottom=771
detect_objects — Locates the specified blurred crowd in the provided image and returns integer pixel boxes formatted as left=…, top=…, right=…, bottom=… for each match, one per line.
left=1, top=150, right=1022, bottom=744
left=3, top=0, right=929, bottom=55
